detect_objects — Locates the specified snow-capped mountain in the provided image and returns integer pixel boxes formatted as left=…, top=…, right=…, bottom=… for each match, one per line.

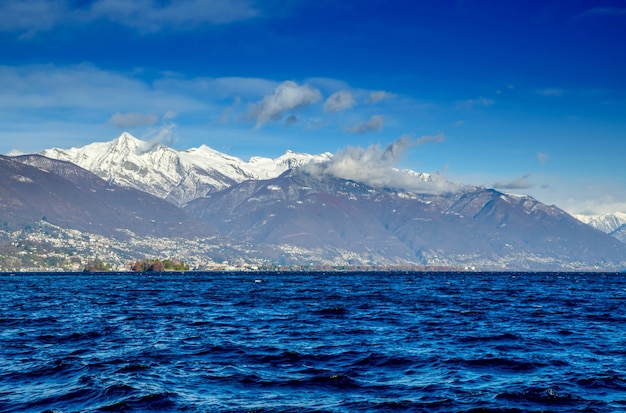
left=576, top=212, right=626, bottom=243
left=40, top=132, right=331, bottom=206
left=3, top=132, right=626, bottom=270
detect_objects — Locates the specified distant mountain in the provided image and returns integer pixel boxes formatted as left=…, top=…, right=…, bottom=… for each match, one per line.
left=576, top=212, right=626, bottom=243
left=1, top=155, right=213, bottom=239
left=3, top=133, right=624, bottom=271
left=41, top=132, right=331, bottom=207
left=185, top=169, right=626, bottom=270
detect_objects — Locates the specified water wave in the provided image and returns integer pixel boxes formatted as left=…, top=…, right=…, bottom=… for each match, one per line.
left=1, top=272, right=625, bottom=412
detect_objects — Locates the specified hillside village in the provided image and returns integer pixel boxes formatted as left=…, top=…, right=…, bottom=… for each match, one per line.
left=0, top=220, right=462, bottom=273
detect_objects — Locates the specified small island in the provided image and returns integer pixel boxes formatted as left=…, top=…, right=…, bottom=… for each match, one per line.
left=130, top=258, right=189, bottom=272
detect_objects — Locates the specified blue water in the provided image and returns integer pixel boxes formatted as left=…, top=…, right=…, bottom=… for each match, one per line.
left=1, top=272, right=626, bottom=412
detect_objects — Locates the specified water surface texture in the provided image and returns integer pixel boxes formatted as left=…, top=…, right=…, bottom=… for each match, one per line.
left=1, top=272, right=626, bottom=412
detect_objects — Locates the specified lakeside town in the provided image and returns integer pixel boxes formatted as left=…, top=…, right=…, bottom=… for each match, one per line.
left=0, top=220, right=467, bottom=273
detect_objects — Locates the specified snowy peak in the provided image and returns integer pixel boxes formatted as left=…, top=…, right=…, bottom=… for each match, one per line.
left=38, top=133, right=334, bottom=207
left=275, top=150, right=333, bottom=170
left=113, top=131, right=143, bottom=152
left=576, top=212, right=626, bottom=234
left=249, top=150, right=333, bottom=180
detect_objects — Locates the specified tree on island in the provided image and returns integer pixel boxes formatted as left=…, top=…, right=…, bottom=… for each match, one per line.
left=83, top=258, right=111, bottom=272
left=131, top=258, right=189, bottom=272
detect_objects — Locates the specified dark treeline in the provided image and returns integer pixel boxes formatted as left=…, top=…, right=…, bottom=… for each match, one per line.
left=131, top=258, right=189, bottom=272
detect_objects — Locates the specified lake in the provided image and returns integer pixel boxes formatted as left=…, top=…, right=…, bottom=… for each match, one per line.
left=1, top=272, right=625, bottom=412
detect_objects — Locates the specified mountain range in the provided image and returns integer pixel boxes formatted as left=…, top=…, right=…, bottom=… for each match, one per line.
left=1, top=132, right=625, bottom=271
left=41, top=132, right=331, bottom=207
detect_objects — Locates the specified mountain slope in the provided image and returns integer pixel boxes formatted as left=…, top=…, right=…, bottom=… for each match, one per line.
left=2, top=155, right=213, bottom=239
left=185, top=169, right=626, bottom=270
left=185, top=171, right=415, bottom=262
left=40, top=132, right=331, bottom=206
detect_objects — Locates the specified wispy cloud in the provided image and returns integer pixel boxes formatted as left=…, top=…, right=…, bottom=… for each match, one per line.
left=305, top=77, right=351, bottom=94
left=494, top=174, right=532, bottom=190
left=577, top=7, right=626, bottom=19
left=416, top=133, right=445, bottom=145
left=303, top=135, right=459, bottom=194
left=323, top=90, right=354, bottom=112
left=0, top=64, right=206, bottom=113
left=219, top=96, right=242, bottom=124
left=378, top=133, right=444, bottom=161
left=345, top=115, right=384, bottom=134
left=537, top=152, right=549, bottom=165
left=458, top=96, right=494, bottom=109
left=154, top=76, right=278, bottom=100
left=108, top=112, right=159, bottom=129
left=536, top=88, right=565, bottom=96
left=0, top=0, right=65, bottom=38
left=246, top=81, right=322, bottom=128
left=495, top=84, right=515, bottom=95
left=367, top=90, right=396, bottom=104
left=0, top=0, right=260, bottom=36
left=140, top=122, right=178, bottom=153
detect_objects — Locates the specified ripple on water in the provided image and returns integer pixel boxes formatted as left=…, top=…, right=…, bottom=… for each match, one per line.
left=0, top=272, right=625, bottom=412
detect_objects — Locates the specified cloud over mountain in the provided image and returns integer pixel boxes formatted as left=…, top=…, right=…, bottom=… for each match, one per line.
left=304, top=135, right=461, bottom=194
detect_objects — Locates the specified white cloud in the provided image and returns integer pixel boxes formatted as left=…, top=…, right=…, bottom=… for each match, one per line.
left=108, top=112, right=159, bottom=128
left=303, top=135, right=459, bottom=194
left=346, top=115, right=384, bottom=134
left=323, top=90, right=354, bottom=112
left=367, top=90, right=395, bottom=104
left=246, top=81, right=322, bottom=128
left=537, top=152, right=549, bottom=165
left=0, top=0, right=259, bottom=35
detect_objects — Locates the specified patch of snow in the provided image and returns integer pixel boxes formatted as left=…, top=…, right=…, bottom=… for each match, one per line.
left=12, top=175, right=33, bottom=183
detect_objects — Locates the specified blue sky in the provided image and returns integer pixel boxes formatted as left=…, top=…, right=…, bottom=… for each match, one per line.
left=1, top=0, right=625, bottom=216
